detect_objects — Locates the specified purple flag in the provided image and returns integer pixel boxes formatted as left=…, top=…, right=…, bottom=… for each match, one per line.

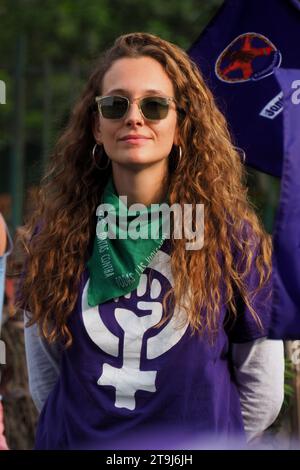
left=269, top=68, right=300, bottom=339
left=188, top=0, right=300, bottom=177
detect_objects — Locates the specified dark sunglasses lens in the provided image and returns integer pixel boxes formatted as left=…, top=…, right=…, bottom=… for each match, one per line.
left=141, top=97, right=169, bottom=120
left=100, top=96, right=128, bottom=119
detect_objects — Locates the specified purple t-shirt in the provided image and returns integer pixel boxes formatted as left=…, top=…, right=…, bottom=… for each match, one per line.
left=34, top=239, right=270, bottom=450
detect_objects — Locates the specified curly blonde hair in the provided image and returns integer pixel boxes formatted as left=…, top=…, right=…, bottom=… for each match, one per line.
left=16, top=32, right=272, bottom=346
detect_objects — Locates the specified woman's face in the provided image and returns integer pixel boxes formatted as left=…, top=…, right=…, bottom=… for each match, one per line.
left=93, top=56, right=179, bottom=170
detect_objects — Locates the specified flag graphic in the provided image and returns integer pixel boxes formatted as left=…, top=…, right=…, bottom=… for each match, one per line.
left=269, top=68, right=300, bottom=339
left=188, top=0, right=300, bottom=177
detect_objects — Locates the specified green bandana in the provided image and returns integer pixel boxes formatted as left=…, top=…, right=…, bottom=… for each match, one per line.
left=87, top=177, right=167, bottom=306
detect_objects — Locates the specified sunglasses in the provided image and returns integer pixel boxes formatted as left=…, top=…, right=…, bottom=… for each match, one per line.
left=95, top=95, right=177, bottom=121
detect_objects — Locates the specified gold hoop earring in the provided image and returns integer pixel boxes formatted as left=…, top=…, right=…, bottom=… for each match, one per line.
left=233, top=146, right=246, bottom=164
left=92, top=143, right=110, bottom=170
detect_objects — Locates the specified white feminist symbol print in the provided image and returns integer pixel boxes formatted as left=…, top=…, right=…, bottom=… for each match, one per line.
left=81, top=250, right=189, bottom=411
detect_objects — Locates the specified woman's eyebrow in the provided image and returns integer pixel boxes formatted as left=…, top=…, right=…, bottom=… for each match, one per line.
left=105, top=88, right=167, bottom=95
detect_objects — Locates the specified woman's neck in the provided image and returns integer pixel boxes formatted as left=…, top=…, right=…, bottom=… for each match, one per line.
left=111, top=161, right=169, bottom=207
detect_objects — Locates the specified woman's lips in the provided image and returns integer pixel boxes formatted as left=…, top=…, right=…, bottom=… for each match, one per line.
left=120, top=137, right=150, bottom=144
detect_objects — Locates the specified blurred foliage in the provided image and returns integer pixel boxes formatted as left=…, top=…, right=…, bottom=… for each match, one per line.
left=0, top=0, right=222, bottom=60
left=283, top=359, right=296, bottom=408
left=246, top=168, right=281, bottom=235
left=266, top=358, right=295, bottom=442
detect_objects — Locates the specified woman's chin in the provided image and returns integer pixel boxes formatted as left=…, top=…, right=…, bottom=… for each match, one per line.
left=114, top=153, right=163, bottom=168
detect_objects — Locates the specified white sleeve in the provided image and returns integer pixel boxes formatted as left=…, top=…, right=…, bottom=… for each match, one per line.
left=231, top=337, right=285, bottom=444
left=24, top=311, right=62, bottom=413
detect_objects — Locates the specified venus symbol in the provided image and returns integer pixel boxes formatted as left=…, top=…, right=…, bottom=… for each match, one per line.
left=81, top=250, right=189, bottom=410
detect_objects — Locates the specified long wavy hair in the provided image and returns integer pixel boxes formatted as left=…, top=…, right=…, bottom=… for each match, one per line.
left=16, top=32, right=272, bottom=347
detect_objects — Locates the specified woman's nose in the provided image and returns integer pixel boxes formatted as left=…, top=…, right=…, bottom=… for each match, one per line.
left=124, top=102, right=144, bottom=125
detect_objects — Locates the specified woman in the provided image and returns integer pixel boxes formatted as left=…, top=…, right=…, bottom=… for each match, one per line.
left=17, top=32, right=284, bottom=450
